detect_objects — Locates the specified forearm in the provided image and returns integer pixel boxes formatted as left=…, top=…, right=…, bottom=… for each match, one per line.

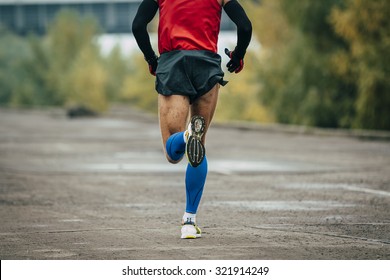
left=132, top=0, right=159, bottom=59
left=223, top=0, right=252, bottom=58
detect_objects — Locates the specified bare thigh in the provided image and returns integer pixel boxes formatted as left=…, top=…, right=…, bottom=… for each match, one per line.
left=158, top=84, right=220, bottom=161
left=158, top=94, right=190, bottom=162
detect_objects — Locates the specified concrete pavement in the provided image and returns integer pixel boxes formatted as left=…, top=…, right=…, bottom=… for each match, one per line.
left=0, top=108, right=389, bottom=259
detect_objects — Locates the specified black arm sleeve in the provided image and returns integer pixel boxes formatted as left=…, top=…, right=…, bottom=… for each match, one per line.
left=132, top=0, right=159, bottom=60
left=223, top=0, right=252, bottom=59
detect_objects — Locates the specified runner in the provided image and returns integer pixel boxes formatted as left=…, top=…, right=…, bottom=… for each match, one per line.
left=132, top=0, right=252, bottom=239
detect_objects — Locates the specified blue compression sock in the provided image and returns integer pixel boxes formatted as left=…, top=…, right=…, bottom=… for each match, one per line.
left=185, top=156, right=208, bottom=213
left=166, top=132, right=185, bottom=161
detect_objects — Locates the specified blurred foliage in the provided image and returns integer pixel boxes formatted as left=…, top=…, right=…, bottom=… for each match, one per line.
left=245, top=0, right=390, bottom=130
left=120, top=55, right=158, bottom=114
left=104, top=46, right=129, bottom=102
left=1, top=1, right=389, bottom=130
left=0, top=27, right=31, bottom=105
left=246, top=0, right=355, bottom=128
left=217, top=52, right=273, bottom=123
left=65, top=46, right=108, bottom=112
left=0, top=10, right=133, bottom=113
left=331, top=0, right=390, bottom=129
left=45, top=10, right=109, bottom=112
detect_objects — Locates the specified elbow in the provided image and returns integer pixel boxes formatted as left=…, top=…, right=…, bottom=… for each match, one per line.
left=238, top=25, right=252, bottom=39
left=132, top=19, right=144, bottom=35
left=131, top=24, right=140, bottom=36
left=242, top=20, right=252, bottom=36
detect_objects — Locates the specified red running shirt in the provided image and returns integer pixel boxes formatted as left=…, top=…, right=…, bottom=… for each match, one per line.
left=157, top=0, right=222, bottom=54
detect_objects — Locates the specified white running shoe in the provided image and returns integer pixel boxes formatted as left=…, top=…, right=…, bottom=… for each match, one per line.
left=181, top=221, right=202, bottom=239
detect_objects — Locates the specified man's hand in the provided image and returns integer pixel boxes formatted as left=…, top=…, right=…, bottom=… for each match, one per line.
left=145, top=54, right=158, bottom=76
left=225, top=48, right=244, bottom=73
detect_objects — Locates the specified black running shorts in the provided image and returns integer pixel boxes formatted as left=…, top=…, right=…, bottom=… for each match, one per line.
left=155, top=50, right=227, bottom=103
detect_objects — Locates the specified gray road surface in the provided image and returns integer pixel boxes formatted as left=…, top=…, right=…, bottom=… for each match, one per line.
left=0, top=108, right=389, bottom=259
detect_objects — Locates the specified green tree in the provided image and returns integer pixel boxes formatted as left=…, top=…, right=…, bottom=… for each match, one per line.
left=1, top=11, right=140, bottom=112
left=250, top=0, right=358, bottom=128
left=216, top=52, right=273, bottom=123
left=104, top=45, right=131, bottom=102
left=12, top=36, right=63, bottom=106
left=46, top=10, right=109, bottom=112
left=248, top=0, right=389, bottom=130
left=0, top=28, right=31, bottom=105
left=120, top=54, right=157, bottom=113
left=331, top=0, right=390, bottom=129
left=65, top=46, right=108, bottom=112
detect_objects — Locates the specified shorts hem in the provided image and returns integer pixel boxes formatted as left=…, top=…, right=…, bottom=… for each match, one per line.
left=155, top=50, right=227, bottom=103
left=157, top=75, right=227, bottom=104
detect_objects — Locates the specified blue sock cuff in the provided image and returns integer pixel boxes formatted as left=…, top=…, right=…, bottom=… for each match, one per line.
left=166, top=132, right=185, bottom=161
